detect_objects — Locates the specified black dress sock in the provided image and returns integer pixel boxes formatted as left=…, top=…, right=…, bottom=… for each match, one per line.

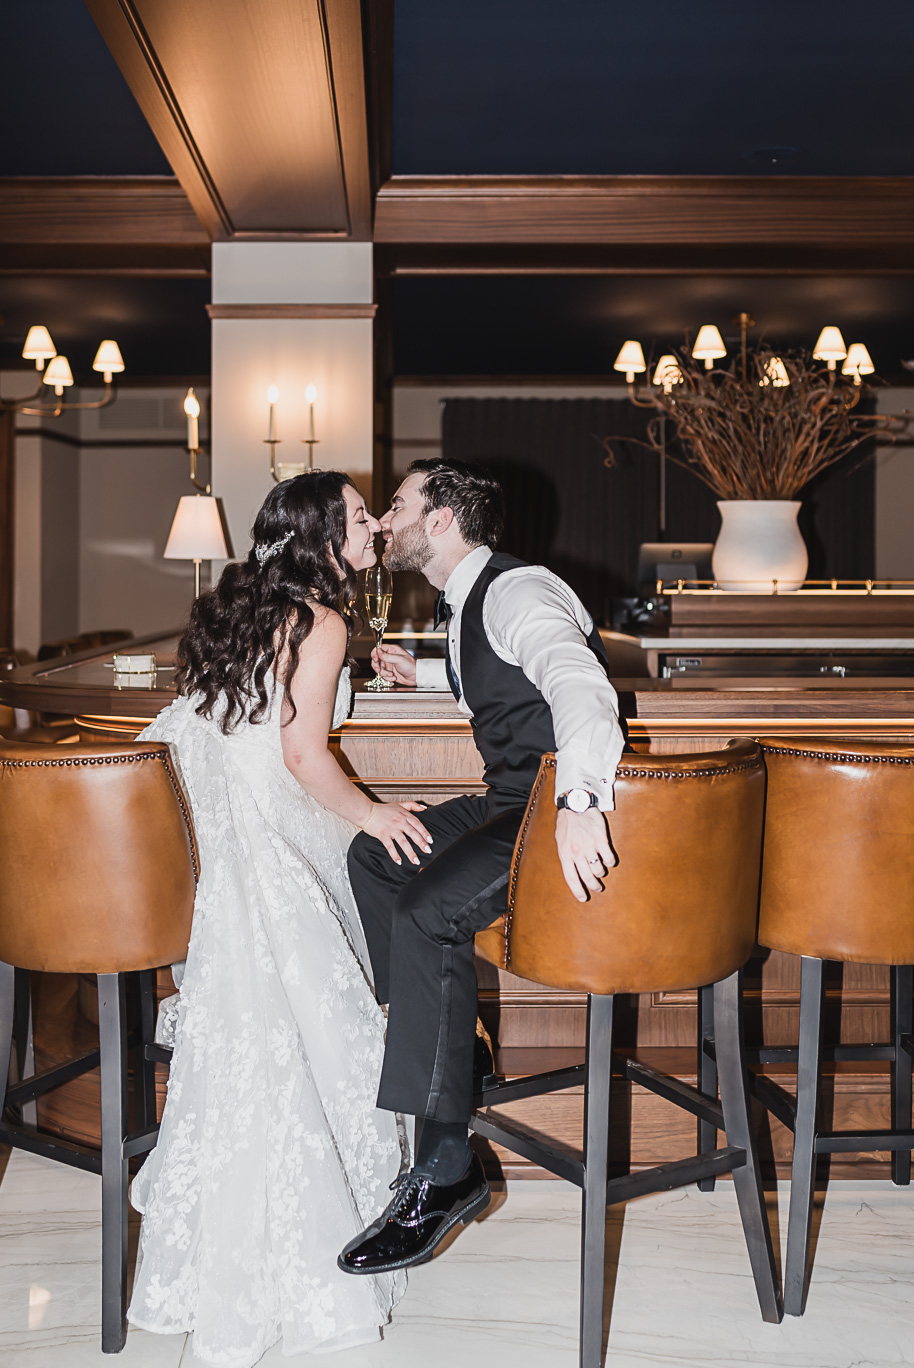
left=413, top=1117, right=471, bottom=1184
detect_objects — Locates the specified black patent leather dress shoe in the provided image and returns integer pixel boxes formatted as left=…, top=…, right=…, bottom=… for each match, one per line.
left=473, top=1034, right=498, bottom=1093
left=338, top=1153, right=490, bottom=1275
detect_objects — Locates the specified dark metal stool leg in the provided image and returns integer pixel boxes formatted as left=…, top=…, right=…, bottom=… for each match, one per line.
left=697, top=982, right=718, bottom=1191
left=891, top=964, right=913, bottom=1187
left=98, top=973, right=128, bottom=1354
left=14, top=969, right=37, bottom=1127
left=784, top=955, right=826, bottom=1317
left=134, top=970, right=157, bottom=1131
left=0, top=961, right=15, bottom=1116
left=714, top=968, right=783, bottom=1324
left=580, top=993, right=614, bottom=1368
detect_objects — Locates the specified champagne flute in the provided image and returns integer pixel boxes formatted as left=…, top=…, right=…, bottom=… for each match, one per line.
left=364, top=565, right=394, bottom=691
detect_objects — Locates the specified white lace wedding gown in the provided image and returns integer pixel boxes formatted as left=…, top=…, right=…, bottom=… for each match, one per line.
left=127, top=667, right=407, bottom=1366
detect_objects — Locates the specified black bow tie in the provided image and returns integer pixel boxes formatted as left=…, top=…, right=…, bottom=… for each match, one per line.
left=433, top=591, right=451, bottom=630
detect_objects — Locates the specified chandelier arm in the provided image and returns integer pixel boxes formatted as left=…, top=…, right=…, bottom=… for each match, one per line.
left=16, top=384, right=116, bottom=417
left=0, top=383, right=47, bottom=412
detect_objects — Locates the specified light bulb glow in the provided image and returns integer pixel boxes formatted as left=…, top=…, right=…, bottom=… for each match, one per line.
left=760, top=357, right=790, bottom=388
left=692, top=325, right=727, bottom=369
left=613, top=341, right=646, bottom=384
left=813, top=326, right=847, bottom=370
left=92, top=340, right=124, bottom=376
left=842, top=343, right=874, bottom=385
left=305, top=384, right=318, bottom=404
left=43, top=355, right=74, bottom=388
left=652, top=354, right=683, bottom=393
left=183, top=388, right=201, bottom=418
left=22, top=326, right=56, bottom=369
left=267, top=386, right=279, bottom=404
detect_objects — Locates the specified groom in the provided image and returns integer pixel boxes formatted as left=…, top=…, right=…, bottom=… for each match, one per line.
left=338, top=458, right=625, bottom=1276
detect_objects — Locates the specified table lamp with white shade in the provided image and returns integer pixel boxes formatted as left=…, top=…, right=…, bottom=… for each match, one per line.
left=164, top=495, right=229, bottom=599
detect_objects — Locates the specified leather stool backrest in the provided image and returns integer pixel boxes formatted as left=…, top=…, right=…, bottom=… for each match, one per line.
left=0, top=740, right=198, bottom=974
left=758, top=738, right=914, bottom=964
left=476, top=740, right=764, bottom=995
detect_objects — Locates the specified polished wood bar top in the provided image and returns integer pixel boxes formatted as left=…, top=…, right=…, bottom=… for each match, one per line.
left=5, top=630, right=914, bottom=730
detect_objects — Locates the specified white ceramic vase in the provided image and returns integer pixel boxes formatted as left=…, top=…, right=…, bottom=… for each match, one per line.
left=712, top=500, right=808, bottom=592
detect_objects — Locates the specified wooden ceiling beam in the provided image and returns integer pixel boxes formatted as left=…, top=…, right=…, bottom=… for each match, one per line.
left=0, top=178, right=208, bottom=246
left=374, top=176, right=914, bottom=249
left=84, top=0, right=372, bottom=242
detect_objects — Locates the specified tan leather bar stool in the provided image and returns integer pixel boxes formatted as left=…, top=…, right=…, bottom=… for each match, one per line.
left=753, top=738, right=914, bottom=1317
left=473, top=741, right=782, bottom=1368
left=0, top=739, right=197, bottom=1353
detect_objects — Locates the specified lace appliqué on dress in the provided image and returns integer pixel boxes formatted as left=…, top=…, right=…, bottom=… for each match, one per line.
left=127, top=668, right=407, bottom=1367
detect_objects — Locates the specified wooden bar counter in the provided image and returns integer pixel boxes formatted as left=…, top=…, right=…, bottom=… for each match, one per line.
left=4, top=632, right=914, bottom=1177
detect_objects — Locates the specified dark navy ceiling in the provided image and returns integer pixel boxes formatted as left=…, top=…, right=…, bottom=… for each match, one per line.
left=0, top=0, right=172, bottom=176
left=393, top=275, right=914, bottom=385
left=0, top=277, right=210, bottom=377
left=393, top=0, right=914, bottom=176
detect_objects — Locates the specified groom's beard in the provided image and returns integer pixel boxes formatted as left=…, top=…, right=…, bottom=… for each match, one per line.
left=383, top=517, right=433, bottom=573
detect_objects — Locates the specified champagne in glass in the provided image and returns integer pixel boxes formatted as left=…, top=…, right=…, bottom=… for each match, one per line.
left=364, top=565, right=394, bottom=690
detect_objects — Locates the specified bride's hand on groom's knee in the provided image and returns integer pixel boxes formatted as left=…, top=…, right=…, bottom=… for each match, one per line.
left=371, top=644, right=417, bottom=686
left=361, top=800, right=432, bottom=866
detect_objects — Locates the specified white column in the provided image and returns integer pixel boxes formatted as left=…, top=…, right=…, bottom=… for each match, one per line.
left=210, top=243, right=375, bottom=564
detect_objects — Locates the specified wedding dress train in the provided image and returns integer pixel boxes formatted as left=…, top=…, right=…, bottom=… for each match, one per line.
left=128, top=667, right=406, bottom=1366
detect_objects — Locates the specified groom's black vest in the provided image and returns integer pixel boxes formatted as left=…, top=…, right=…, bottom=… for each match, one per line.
left=451, top=553, right=612, bottom=814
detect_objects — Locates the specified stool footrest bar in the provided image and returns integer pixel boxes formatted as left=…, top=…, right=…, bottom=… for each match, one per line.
left=618, top=1055, right=724, bottom=1128
left=473, top=1064, right=584, bottom=1106
left=471, top=1111, right=585, bottom=1187
left=605, top=1147, right=746, bottom=1206
left=0, top=1122, right=102, bottom=1174
left=123, top=1124, right=160, bottom=1160
left=748, top=1073, right=797, bottom=1132
left=143, top=1044, right=173, bottom=1065
left=815, top=1130, right=914, bottom=1154
left=748, top=1044, right=897, bottom=1064
left=5, top=1049, right=102, bottom=1106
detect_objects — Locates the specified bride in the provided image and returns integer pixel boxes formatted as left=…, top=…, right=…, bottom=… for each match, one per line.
left=127, top=472, right=432, bottom=1366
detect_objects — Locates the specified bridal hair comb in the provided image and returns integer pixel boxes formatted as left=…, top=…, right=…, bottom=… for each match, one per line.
left=255, top=531, right=293, bottom=566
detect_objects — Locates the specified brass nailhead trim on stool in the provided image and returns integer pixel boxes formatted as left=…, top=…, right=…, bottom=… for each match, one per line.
left=761, top=743, right=914, bottom=766
left=0, top=749, right=200, bottom=883
left=500, top=751, right=763, bottom=971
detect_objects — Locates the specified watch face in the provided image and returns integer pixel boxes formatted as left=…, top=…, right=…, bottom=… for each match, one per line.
left=566, top=788, right=591, bottom=813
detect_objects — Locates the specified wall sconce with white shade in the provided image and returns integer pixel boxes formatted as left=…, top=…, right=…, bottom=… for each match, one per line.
left=812, top=326, right=847, bottom=370
left=22, top=326, right=56, bottom=370
left=652, top=354, right=683, bottom=394
left=842, top=343, right=874, bottom=386
left=164, top=495, right=229, bottom=600
left=692, top=325, right=727, bottom=369
left=760, top=357, right=791, bottom=388
left=613, top=341, right=646, bottom=384
left=1, top=324, right=126, bottom=416
left=42, top=356, right=74, bottom=396
left=92, top=340, right=125, bottom=384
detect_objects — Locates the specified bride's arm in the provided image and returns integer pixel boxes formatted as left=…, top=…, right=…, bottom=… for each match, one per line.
left=279, top=608, right=432, bottom=864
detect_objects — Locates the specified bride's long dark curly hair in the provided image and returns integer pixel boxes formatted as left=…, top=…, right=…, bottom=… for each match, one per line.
left=175, top=471, right=359, bottom=733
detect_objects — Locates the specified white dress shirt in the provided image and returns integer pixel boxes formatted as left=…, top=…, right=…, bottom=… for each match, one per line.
left=414, top=546, right=624, bottom=810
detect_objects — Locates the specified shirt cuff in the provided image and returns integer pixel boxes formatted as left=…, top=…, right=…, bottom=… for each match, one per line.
left=554, top=747, right=620, bottom=812
left=416, top=656, right=449, bottom=691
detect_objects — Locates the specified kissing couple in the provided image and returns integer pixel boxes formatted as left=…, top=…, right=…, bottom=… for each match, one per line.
left=126, top=458, right=624, bottom=1367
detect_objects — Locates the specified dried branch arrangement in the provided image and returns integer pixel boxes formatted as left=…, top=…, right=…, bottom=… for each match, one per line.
left=604, top=348, right=887, bottom=500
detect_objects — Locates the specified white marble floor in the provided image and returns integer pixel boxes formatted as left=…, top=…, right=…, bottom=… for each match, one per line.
left=2, top=1147, right=913, bottom=1368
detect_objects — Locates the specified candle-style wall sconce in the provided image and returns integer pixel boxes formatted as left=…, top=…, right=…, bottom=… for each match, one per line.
left=265, top=383, right=320, bottom=482
left=183, top=387, right=211, bottom=493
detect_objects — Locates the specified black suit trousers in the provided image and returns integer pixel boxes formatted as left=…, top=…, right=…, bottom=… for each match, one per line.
left=347, top=792, right=526, bottom=1125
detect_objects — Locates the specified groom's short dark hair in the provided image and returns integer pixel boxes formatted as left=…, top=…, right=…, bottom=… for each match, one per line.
left=408, top=458, right=504, bottom=549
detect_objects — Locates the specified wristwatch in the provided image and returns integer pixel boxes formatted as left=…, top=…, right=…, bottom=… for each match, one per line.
left=556, top=788, right=599, bottom=813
